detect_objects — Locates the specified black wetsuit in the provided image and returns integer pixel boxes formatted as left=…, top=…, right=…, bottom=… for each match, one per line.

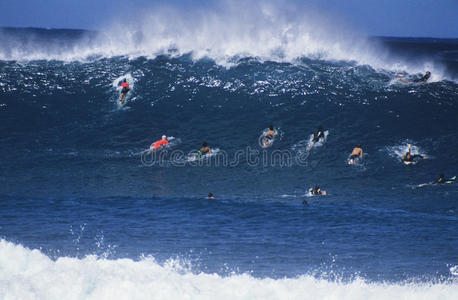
left=312, top=131, right=324, bottom=143
left=413, top=74, right=430, bottom=83
left=403, top=153, right=423, bottom=163
left=433, top=177, right=455, bottom=184
left=310, top=187, right=322, bottom=195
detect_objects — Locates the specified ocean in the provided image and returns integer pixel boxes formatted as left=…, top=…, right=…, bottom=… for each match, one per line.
left=0, top=3, right=457, bottom=298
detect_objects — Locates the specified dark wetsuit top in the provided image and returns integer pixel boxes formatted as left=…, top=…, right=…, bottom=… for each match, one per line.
left=403, top=153, right=423, bottom=162
left=413, top=74, right=430, bottom=83
left=433, top=177, right=455, bottom=184
left=312, top=131, right=324, bottom=143
left=310, top=187, right=322, bottom=195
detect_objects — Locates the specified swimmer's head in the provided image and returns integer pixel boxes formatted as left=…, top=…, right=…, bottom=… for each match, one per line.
left=202, top=141, right=208, bottom=147
left=356, top=144, right=362, bottom=148
left=123, top=78, right=127, bottom=83
left=318, top=126, right=323, bottom=131
left=162, top=135, right=166, bottom=140
left=439, top=173, right=444, bottom=178
left=269, top=125, right=274, bottom=130
left=425, top=71, right=431, bottom=78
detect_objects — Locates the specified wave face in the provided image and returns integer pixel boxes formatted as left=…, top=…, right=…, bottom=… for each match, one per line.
left=0, top=22, right=458, bottom=298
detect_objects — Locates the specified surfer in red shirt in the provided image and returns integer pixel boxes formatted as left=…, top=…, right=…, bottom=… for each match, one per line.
left=152, top=135, right=169, bottom=149
left=119, top=78, right=130, bottom=104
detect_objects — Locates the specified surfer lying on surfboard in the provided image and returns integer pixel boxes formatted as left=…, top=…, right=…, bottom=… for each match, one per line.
left=262, top=125, right=276, bottom=147
left=348, top=144, right=363, bottom=164
left=198, top=141, right=212, bottom=158
left=397, top=71, right=431, bottom=84
left=308, top=186, right=327, bottom=196
left=403, top=144, right=423, bottom=164
left=119, top=78, right=130, bottom=104
left=418, top=174, right=456, bottom=187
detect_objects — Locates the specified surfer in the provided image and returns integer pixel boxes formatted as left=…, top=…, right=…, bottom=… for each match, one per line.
left=312, top=126, right=325, bottom=143
left=308, top=186, right=326, bottom=196
left=419, top=174, right=456, bottom=187
left=398, top=71, right=431, bottom=84
left=151, top=135, right=169, bottom=150
left=413, top=71, right=431, bottom=83
left=263, top=125, right=276, bottom=147
left=207, top=193, right=215, bottom=199
left=432, top=174, right=456, bottom=184
left=403, top=144, right=423, bottom=164
left=349, top=144, right=363, bottom=164
left=198, top=141, right=212, bottom=158
left=119, top=78, right=130, bottom=104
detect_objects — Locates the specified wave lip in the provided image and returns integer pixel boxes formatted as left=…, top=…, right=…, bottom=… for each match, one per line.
left=0, top=1, right=390, bottom=67
left=1, top=239, right=457, bottom=300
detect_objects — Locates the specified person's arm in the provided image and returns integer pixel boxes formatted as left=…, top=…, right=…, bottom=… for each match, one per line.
left=359, top=149, right=363, bottom=158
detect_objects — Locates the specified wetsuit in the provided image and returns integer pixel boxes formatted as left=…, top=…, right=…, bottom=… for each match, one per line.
left=433, top=177, right=455, bottom=184
left=413, top=74, right=430, bottom=83
left=312, top=131, right=324, bottom=143
left=403, top=153, right=423, bottom=163
left=310, top=187, right=322, bottom=195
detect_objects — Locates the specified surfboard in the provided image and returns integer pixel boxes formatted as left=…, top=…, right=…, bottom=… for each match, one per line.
left=446, top=176, right=456, bottom=184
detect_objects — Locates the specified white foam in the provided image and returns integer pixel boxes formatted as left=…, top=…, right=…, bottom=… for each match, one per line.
left=1, top=239, right=457, bottom=300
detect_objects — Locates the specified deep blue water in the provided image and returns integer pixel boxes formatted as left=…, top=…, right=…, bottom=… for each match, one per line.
left=0, top=26, right=457, bottom=298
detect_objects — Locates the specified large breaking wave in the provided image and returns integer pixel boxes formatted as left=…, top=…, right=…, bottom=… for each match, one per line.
left=0, top=0, right=455, bottom=80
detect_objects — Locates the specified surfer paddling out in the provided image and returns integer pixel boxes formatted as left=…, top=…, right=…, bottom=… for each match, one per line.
left=348, top=144, right=363, bottom=164
left=403, top=144, right=423, bottom=165
left=262, top=125, right=276, bottom=148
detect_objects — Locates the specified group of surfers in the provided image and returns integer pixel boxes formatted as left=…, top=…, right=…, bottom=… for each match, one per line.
left=136, top=70, right=452, bottom=199
left=148, top=123, right=454, bottom=199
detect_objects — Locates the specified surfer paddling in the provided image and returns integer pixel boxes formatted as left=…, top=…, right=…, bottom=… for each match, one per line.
left=419, top=174, right=456, bottom=187
left=198, top=142, right=212, bottom=158
left=348, top=144, right=363, bottom=164
left=151, top=135, right=169, bottom=149
left=308, top=186, right=326, bottom=196
left=397, top=71, right=431, bottom=84
left=263, top=125, right=276, bottom=147
left=403, top=144, right=423, bottom=164
left=312, top=126, right=325, bottom=144
left=119, top=78, right=130, bottom=104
